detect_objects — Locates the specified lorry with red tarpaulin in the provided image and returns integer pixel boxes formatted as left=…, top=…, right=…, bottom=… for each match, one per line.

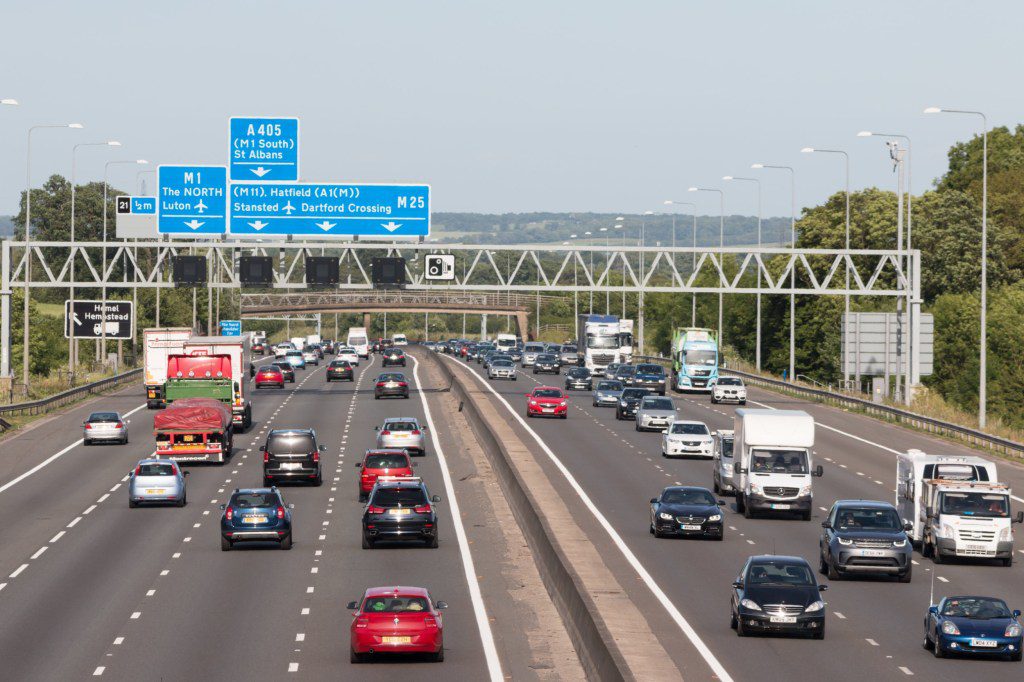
left=153, top=397, right=234, bottom=464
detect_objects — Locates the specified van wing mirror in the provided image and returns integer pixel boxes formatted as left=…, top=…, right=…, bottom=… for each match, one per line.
left=731, top=580, right=743, bottom=589
left=1016, top=512, right=1024, bottom=524
left=346, top=601, right=359, bottom=610
left=903, top=522, right=914, bottom=532
left=821, top=520, right=830, bottom=529
left=733, top=462, right=745, bottom=475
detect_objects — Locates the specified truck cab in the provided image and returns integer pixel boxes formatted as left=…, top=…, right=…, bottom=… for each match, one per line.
left=733, top=409, right=822, bottom=520
left=671, top=328, right=719, bottom=392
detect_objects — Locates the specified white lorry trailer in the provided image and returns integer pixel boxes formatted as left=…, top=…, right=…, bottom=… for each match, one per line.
left=896, top=450, right=1021, bottom=566
left=732, top=409, right=823, bottom=520
left=143, top=327, right=193, bottom=409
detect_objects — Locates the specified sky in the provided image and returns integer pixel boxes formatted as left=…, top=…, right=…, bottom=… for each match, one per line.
left=1, top=0, right=1021, bottom=219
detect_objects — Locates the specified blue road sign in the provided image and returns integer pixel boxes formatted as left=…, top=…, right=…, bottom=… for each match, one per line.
left=158, top=165, right=227, bottom=235
left=229, top=183, right=430, bottom=237
left=219, top=319, right=241, bottom=336
left=230, top=117, right=299, bottom=182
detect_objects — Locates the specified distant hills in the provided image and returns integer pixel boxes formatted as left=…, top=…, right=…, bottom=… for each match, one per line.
left=0, top=216, right=13, bottom=238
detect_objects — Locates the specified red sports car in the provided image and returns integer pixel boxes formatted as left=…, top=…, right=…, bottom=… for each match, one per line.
left=526, top=386, right=568, bottom=419
left=254, top=365, right=285, bottom=389
left=356, top=449, right=414, bottom=501
left=348, top=586, right=447, bottom=663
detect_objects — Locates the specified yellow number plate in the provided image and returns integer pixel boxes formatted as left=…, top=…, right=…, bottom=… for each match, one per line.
left=244, top=516, right=268, bottom=524
left=390, top=508, right=411, bottom=515
left=382, top=636, right=411, bottom=644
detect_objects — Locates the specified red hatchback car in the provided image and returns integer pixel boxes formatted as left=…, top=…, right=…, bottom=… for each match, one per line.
left=356, top=449, right=415, bottom=501
left=526, top=386, right=568, bottom=419
left=254, top=365, right=285, bottom=389
left=348, top=586, right=447, bottom=663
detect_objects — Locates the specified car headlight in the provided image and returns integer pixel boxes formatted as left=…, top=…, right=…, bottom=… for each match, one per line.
left=1005, top=624, right=1023, bottom=638
left=804, top=600, right=825, bottom=613
left=837, top=537, right=853, bottom=546
left=658, top=512, right=673, bottom=520
left=941, top=621, right=960, bottom=636
left=559, top=401, right=567, bottom=407
left=620, top=400, right=628, bottom=406
left=658, top=378, right=665, bottom=383
left=707, top=513, right=722, bottom=522
left=799, top=484, right=812, bottom=496
left=999, top=525, right=1012, bottom=541
left=749, top=483, right=762, bottom=494
left=942, top=524, right=955, bottom=538
left=892, top=538, right=907, bottom=548
left=740, top=599, right=762, bottom=611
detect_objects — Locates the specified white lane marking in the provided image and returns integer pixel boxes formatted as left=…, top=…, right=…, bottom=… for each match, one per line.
left=310, top=567, right=318, bottom=574
left=146, top=589, right=156, bottom=597
left=172, top=552, right=181, bottom=559
left=130, top=612, right=141, bottom=619
left=937, top=576, right=949, bottom=583
left=97, top=493, right=109, bottom=503
left=0, top=403, right=147, bottom=496
left=160, top=570, right=169, bottom=576
left=411, top=355, right=504, bottom=681
left=49, top=531, right=66, bottom=543
left=113, top=637, right=124, bottom=645
left=0, top=583, right=5, bottom=591
left=30, top=546, right=47, bottom=560
left=748, top=398, right=1024, bottom=503
left=288, top=663, right=299, bottom=673
left=866, top=638, right=879, bottom=646
left=306, top=586, right=314, bottom=594
left=83, top=505, right=97, bottom=515
left=93, top=667, right=105, bottom=676
left=67, top=516, right=82, bottom=528
left=834, top=612, right=846, bottom=619
left=295, top=633, right=305, bottom=642
left=899, top=667, right=914, bottom=676
left=445, top=355, right=732, bottom=682
left=109, top=484, right=121, bottom=492
left=9, top=564, right=28, bottom=578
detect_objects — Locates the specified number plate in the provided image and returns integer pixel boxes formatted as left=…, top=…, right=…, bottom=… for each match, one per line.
left=390, top=508, right=411, bottom=515
left=145, top=488, right=165, bottom=494
left=769, top=616, right=797, bottom=624
left=681, top=524, right=703, bottom=531
left=280, top=462, right=303, bottom=470
left=861, top=550, right=886, bottom=557
left=244, top=516, right=268, bottom=524
left=181, top=434, right=196, bottom=443
left=542, top=408, right=554, bottom=412
left=382, top=636, right=411, bottom=644
left=771, top=504, right=791, bottom=510
left=970, top=638, right=998, bottom=648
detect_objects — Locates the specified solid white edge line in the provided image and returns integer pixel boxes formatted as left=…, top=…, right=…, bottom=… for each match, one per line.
left=748, top=398, right=1024, bottom=504
left=411, top=355, right=503, bottom=681
left=441, top=354, right=733, bottom=682
left=0, top=402, right=148, bottom=496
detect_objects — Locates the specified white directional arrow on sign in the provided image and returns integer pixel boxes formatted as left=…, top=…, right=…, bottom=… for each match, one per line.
left=315, top=221, right=336, bottom=231
left=381, top=221, right=403, bottom=232
left=183, top=220, right=205, bottom=230
left=195, top=199, right=208, bottom=213
left=247, top=221, right=268, bottom=231
left=250, top=166, right=271, bottom=178
left=283, top=201, right=296, bottom=215
left=72, top=312, right=82, bottom=326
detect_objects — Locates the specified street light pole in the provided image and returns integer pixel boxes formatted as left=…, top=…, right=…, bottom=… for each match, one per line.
left=688, top=187, right=725, bottom=345
left=723, top=176, right=763, bottom=370
left=569, top=234, right=579, bottom=323
left=24, top=122, right=83, bottom=388
left=664, top=200, right=699, bottom=326
left=752, top=163, right=796, bottom=381
left=600, top=227, right=609, bottom=314
left=0, top=99, right=18, bottom=381
left=102, top=159, right=148, bottom=365
left=925, top=107, right=988, bottom=426
left=584, top=231, right=593, bottom=313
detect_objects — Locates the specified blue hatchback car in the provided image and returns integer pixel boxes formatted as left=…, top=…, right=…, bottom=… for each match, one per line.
left=925, top=595, right=1023, bottom=661
left=285, top=350, right=306, bottom=370
left=220, top=488, right=294, bottom=551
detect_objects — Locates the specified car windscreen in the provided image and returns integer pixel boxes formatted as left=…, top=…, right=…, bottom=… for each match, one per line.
left=286, top=350, right=302, bottom=357
left=834, top=507, right=903, bottom=531
left=378, top=374, right=405, bottom=382
left=940, top=492, right=1009, bottom=518
left=567, top=368, right=589, bottom=377
left=597, top=381, right=623, bottom=391
left=365, top=454, right=409, bottom=469
left=561, top=346, right=577, bottom=354
left=231, top=493, right=280, bottom=508
left=636, top=364, right=663, bottom=374
left=362, top=596, right=430, bottom=613
left=492, top=360, right=514, bottom=367
left=384, top=421, right=418, bottom=431
left=621, top=389, right=649, bottom=399
left=371, top=488, right=428, bottom=507
left=349, top=336, right=367, bottom=345
left=717, top=377, right=742, bottom=386
left=586, top=335, right=618, bottom=349
left=339, top=348, right=356, bottom=353
left=88, top=412, right=120, bottom=422
left=330, top=361, right=351, bottom=368
left=268, top=434, right=316, bottom=454
left=273, top=363, right=292, bottom=371
left=747, top=561, right=814, bottom=586
left=536, top=354, right=557, bottom=362
left=615, top=366, right=636, bottom=376
left=533, top=389, right=563, bottom=398
left=387, top=349, right=404, bottom=356
left=642, top=398, right=674, bottom=410
left=524, top=344, right=544, bottom=352
left=138, top=463, right=175, bottom=476
left=941, top=597, right=1012, bottom=619
left=661, top=489, right=716, bottom=505
left=670, top=423, right=709, bottom=435
left=751, top=449, right=809, bottom=474
left=683, top=349, right=716, bottom=366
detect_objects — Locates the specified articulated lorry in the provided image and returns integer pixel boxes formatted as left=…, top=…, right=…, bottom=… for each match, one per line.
left=154, top=397, right=233, bottom=464
left=896, top=450, right=1021, bottom=566
left=575, top=314, right=622, bottom=372
left=732, top=409, right=823, bottom=520
left=164, top=336, right=252, bottom=430
left=671, top=327, right=719, bottom=392
left=143, top=328, right=193, bottom=409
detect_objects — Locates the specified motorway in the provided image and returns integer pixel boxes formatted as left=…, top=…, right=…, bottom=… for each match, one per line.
left=443, top=348, right=1024, bottom=681
left=0, top=351, right=582, bottom=681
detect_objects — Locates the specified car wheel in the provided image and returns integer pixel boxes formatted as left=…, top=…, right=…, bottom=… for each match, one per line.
left=221, top=536, right=232, bottom=551
left=735, top=494, right=745, bottom=513
left=427, top=532, right=439, bottom=549
left=743, top=502, right=754, bottom=519
left=433, top=646, right=445, bottom=662
left=358, top=492, right=367, bottom=502
left=263, top=477, right=273, bottom=487
left=280, top=534, right=293, bottom=550
left=560, top=414, right=567, bottom=419
left=713, top=478, right=721, bottom=494
left=899, top=564, right=913, bottom=582
left=730, top=611, right=738, bottom=630
left=740, top=400, right=747, bottom=405
left=122, top=436, right=129, bottom=445
left=1003, top=554, right=1014, bottom=567
left=827, top=557, right=841, bottom=581
left=812, top=626, right=825, bottom=640
left=923, top=631, right=933, bottom=651
left=818, top=551, right=828, bottom=575
left=933, top=545, right=945, bottom=564
left=314, top=472, right=323, bottom=486
left=634, top=423, right=640, bottom=431
left=933, top=634, right=945, bottom=658
left=653, top=525, right=664, bottom=539
left=361, top=533, right=374, bottom=549
left=801, top=509, right=812, bottom=521
left=735, top=614, right=747, bottom=637
left=129, top=499, right=137, bottom=509
left=177, top=493, right=187, bottom=508
left=350, top=647, right=364, bottom=664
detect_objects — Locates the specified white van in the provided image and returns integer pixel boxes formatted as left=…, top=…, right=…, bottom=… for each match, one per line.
left=392, top=333, right=408, bottom=346
left=495, top=333, right=517, bottom=352
left=347, top=327, right=370, bottom=358
left=712, top=429, right=736, bottom=495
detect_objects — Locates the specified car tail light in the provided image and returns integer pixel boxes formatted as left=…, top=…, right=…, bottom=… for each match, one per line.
left=312, top=451, right=320, bottom=463
left=355, top=617, right=369, bottom=628
left=376, top=382, right=385, bottom=388
left=85, top=423, right=93, bottom=430
left=225, top=506, right=234, bottom=520
left=263, top=451, right=269, bottom=463
left=411, top=430, right=421, bottom=436
left=276, top=506, right=285, bottom=519
left=423, top=616, right=438, bottom=628
left=134, top=465, right=142, bottom=475
left=414, top=504, right=432, bottom=514
left=398, top=382, right=408, bottom=387
left=367, top=506, right=385, bottom=514
left=115, top=422, right=124, bottom=429
left=381, top=430, right=391, bottom=436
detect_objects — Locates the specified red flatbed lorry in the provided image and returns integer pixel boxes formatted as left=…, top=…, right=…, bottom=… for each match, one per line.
left=153, top=397, right=234, bottom=464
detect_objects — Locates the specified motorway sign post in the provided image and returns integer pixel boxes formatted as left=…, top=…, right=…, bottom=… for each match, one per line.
left=219, top=319, right=241, bottom=336
left=64, top=300, right=134, bottom=340
left=229, top=183, right=430, bottom=237
left=229, top=117, right=299, bottom=182
left=158, top=165, right=227, bottom=235
left=115, top=195, right=158, bottom=238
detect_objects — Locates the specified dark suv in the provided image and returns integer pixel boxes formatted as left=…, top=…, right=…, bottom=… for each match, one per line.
left=362, top=478, right=441, bottom=549
left=382, top=348, right=407, bottom=367
left=632, top=363, right=667, bottom=396
left=220, top=488, right=294, bottom=551
left=615, top=387, right=651, bottom=420
left=819, top=500, right=913, bottom=582
left=262, top=429, right=324, bottom=486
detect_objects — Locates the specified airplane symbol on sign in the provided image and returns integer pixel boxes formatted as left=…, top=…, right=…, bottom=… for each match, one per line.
left=283, top=201, right=296, bottom=215
left=195, top=199, right=208, bottom=213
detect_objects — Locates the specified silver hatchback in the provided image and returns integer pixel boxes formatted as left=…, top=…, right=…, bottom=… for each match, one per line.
left=635, top=396, right=678, bottom=432
left=83, top=411, right=128, bottom=445
left=375, top=417, right=428, bottom=456
left=128, top=459, right=188, bottom=507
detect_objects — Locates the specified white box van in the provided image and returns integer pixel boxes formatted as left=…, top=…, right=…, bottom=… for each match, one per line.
left=392, top=333, right=408, bottom=346
left=733, top=409, right=822, bottom=520
left=347, top=327, right=370, bottom=358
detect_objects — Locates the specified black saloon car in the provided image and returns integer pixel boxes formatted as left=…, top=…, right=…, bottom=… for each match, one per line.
left=632, top=363, right=668, bottom=395
left=564, top=366, right=593, bottom=391
left=532, top=353, right=561, bottom=375
left=374, top=372, right=410, bottom=399
left=615, top=387, right=651, bottom=420
left=272, top=361, right=296, bottom=383
left=326, top=360, right=354, bottom=382
left=650, top=486, right=725, bottom=540
left=382, top=348, right=407, bottom=367
left=731, top=555, right=828, bottom=639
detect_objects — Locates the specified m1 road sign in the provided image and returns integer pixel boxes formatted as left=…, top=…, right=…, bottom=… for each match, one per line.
left=424, top=254, right=456, bottom=281
left=64, top=300, right=134, bottom=340
left=158, top=165, right=227, bottom=235
left=116, top=195, right=157, bottom=238
left=229, top=183, right=430, bottom=237
left=230, top=117, right=299, bottom=182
